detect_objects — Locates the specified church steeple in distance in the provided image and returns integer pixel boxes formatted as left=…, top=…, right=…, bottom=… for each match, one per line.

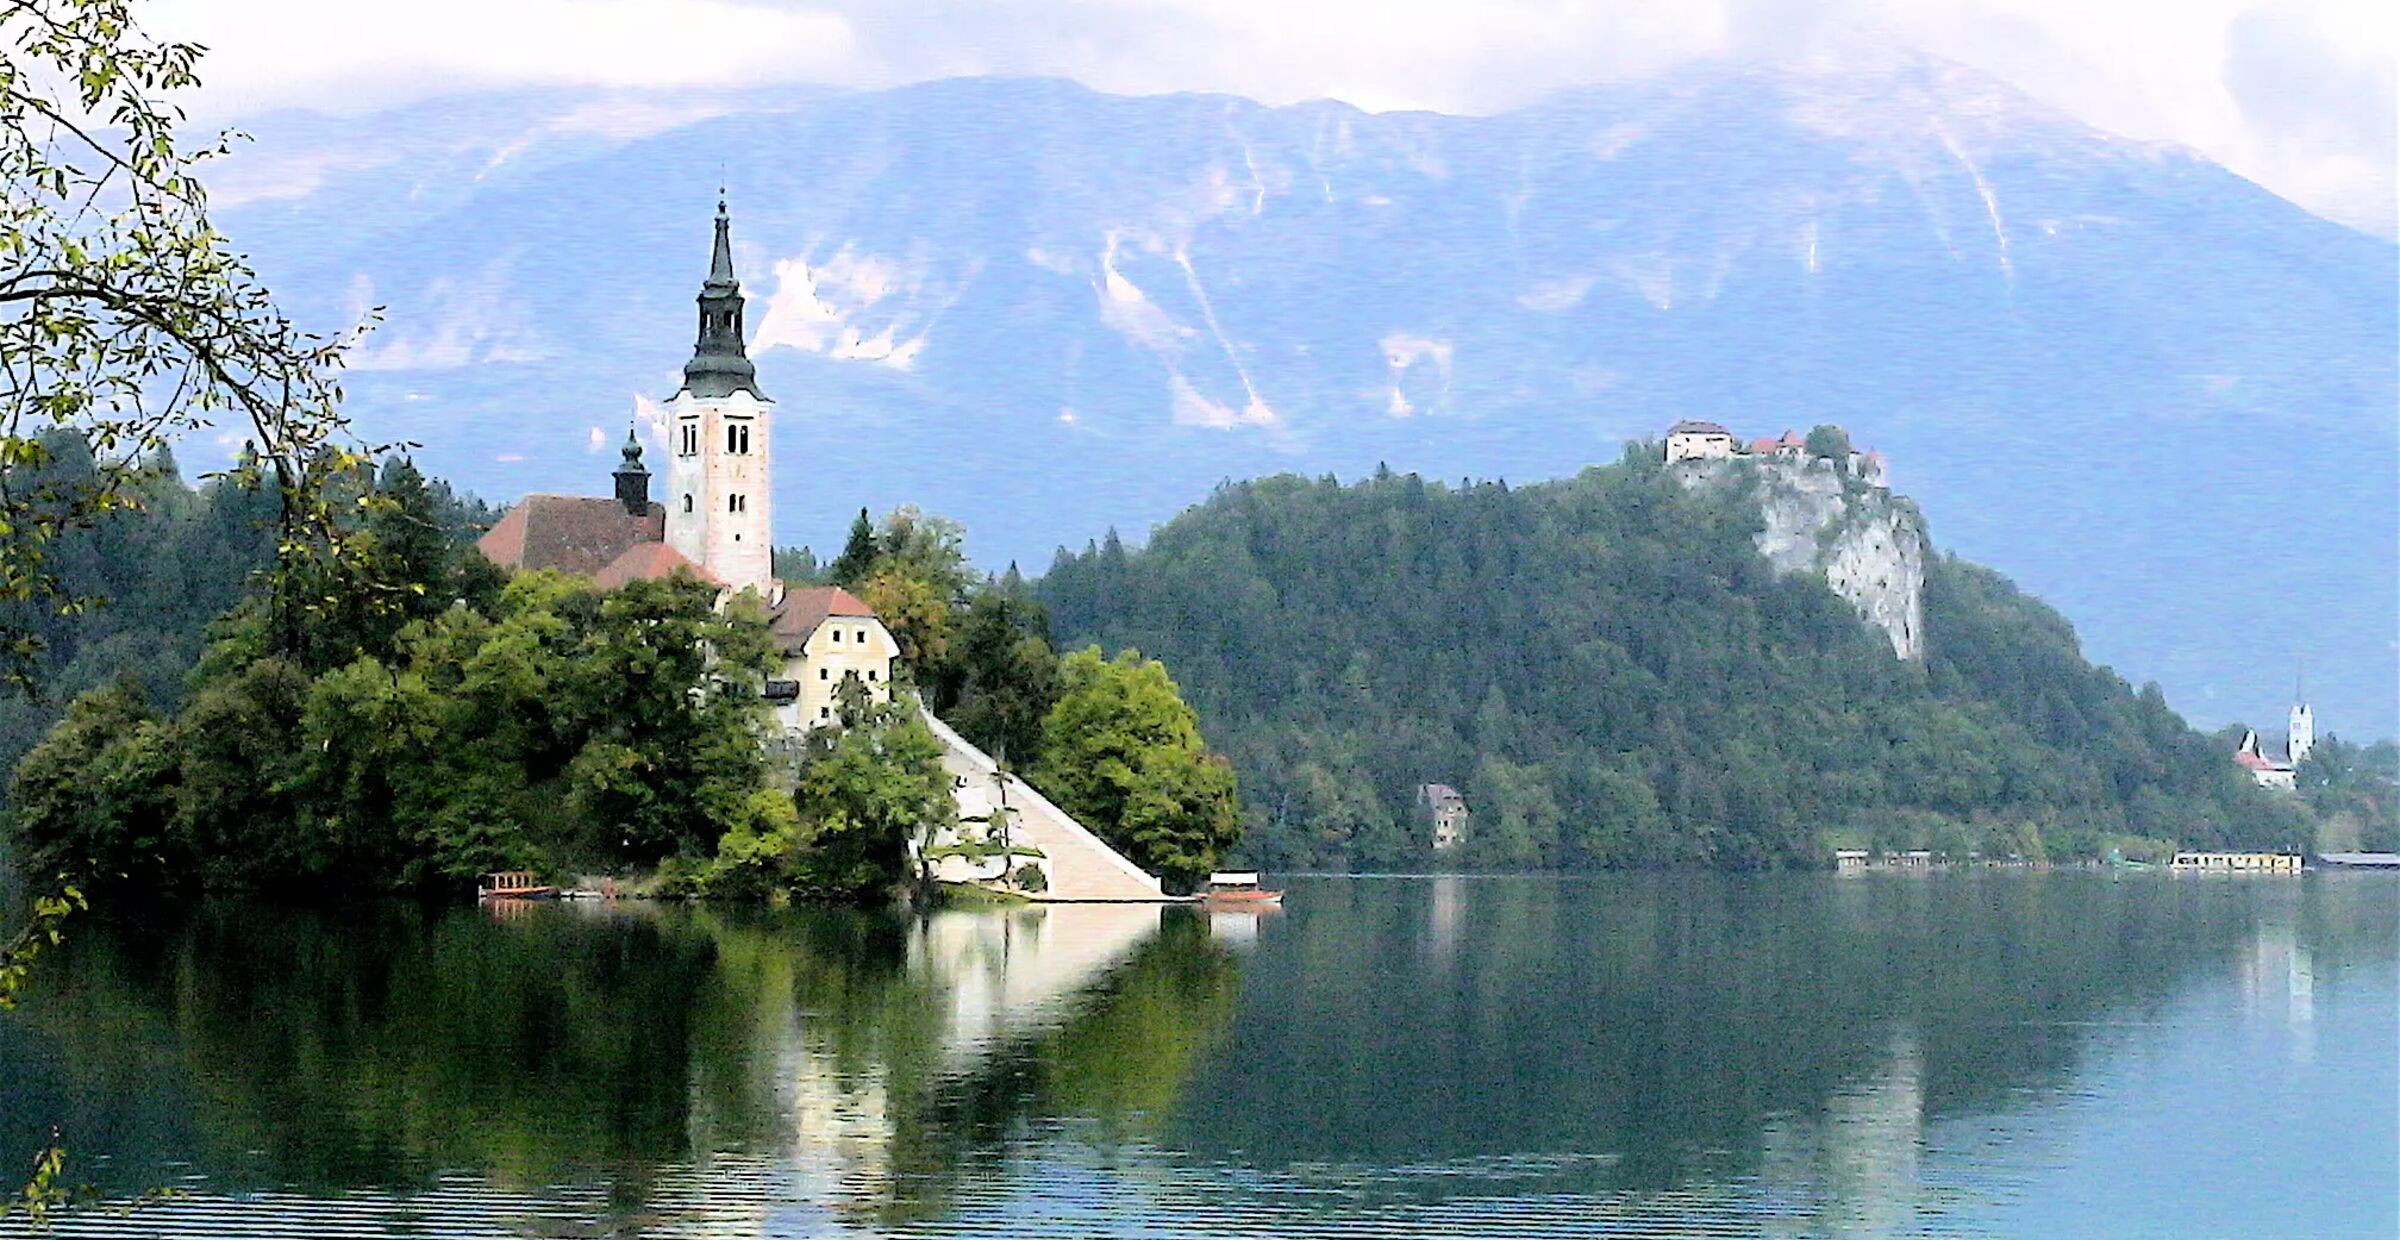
left=612, top=423, right=651, bottom=514
left=683, top=193, right=762, bottom=400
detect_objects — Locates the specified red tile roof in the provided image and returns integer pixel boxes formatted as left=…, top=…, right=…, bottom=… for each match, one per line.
left=593, top=541, right=715, bottom=590
left=768, top=585, right=878, bottom=653
left=478, top=495, right=666, bottom=578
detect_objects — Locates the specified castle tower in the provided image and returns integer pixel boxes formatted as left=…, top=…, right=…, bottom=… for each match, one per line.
left=2289, top=702, right=2314, bottom=768
left=663, top=196, right=774, bottom=596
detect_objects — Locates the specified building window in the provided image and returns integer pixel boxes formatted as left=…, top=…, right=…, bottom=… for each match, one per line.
left=682, top=494, right=693, bottom=513
left=856, top=629, right=867, bottom=643
left=819, top=706, right=829, bottom=719
left=867, top=669, right=878, bottom=681
left=819, top=668, right=829, bottom=680
left=832, top=629, right=843, bottom=643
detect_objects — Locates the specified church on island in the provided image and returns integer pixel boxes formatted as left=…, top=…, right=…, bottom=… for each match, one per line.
left=477, top=200, right=1167, bottom=901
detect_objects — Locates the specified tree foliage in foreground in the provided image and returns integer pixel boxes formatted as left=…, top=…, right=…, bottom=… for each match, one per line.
left=6, top=565, right=780, bottom=892
left=2, top=0, right=385, bottom=679
left=1033, top=647, right=1241, bottom=887
left=1040, top=449, right=2306, bottom=869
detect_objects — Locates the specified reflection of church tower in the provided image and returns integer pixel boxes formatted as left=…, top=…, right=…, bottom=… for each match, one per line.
left=664, top=196, right=774, bottom=596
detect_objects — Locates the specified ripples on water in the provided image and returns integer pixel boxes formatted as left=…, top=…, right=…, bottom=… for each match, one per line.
left=2, top=872, right=2393, bottom=1238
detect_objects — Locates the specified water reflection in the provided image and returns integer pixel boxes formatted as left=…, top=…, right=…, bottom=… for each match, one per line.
left=0, top=898, right=1240, bottom=1233
left=0, top=873, right=2391, bottom=1237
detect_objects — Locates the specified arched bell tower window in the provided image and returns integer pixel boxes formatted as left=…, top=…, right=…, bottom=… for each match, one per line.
left=682, top=494, right=693, bottom=513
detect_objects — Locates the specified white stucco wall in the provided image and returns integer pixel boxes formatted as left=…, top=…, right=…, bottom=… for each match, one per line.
left=664, top=387, right=774, bottom=594
left=771, top=613, right=900, bottom=732
left=1666, top=431, right=1735, bottom=462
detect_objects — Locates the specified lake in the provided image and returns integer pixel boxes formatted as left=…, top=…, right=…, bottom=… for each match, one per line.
left=1, top=872, right=2392, bottom=1238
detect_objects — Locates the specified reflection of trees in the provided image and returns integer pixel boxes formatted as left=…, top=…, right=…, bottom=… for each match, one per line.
left=12, top=875, right=2377, bottom=1231
left=865, top=910, right=1241, bottom=1226
left=13, top=900, right=726, bottom=1199
left=1175, top=873, right=2396, bottom=1196
left=5, top=897, right=1241, bottom=1226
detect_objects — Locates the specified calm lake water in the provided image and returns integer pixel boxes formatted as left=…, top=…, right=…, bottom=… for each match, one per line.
left=1, top=872, right=2393, bottom=1238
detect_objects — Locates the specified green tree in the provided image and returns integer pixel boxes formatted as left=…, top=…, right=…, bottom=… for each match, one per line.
left=4, top=680, right=179, bottom=888
left=1033, top=647, right=1240, bottom=887
left=1469, top=756, right=1561, bottom=869
left=931, top=576, right=1059, bottom=765
left=827, top=508, right=878, bottom=587
left=785, top=683, right=953, bottom=901
left=171, top=657, right=314, bottom=886
left=1038, top=457, right=2287, bottom=869
left=1805, top=424, right=1852, bottom=461
left=553, top=575, right=775, bottom=867
left=1, top=0, right=382, bottom=680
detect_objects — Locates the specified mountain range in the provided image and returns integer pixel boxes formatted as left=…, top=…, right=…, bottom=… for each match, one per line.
left=205, top=55, right=2399, bottom=736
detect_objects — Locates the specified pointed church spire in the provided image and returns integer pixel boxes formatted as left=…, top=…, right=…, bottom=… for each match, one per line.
left=681, top=193, right=763, bottom=399
left=706, top=190, right=737, bottom=289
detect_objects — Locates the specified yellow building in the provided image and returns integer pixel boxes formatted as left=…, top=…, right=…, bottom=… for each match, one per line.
left=1664, top=419, right=1738, bottom=462
left=764, top=586, right=901, bottom=730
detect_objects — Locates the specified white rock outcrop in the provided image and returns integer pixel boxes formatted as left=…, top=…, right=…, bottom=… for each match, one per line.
left=1676, top=456, right=1926, bottom=660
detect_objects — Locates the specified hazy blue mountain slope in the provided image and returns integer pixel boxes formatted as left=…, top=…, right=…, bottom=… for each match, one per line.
left=209, top=59, right=2398, bottom=734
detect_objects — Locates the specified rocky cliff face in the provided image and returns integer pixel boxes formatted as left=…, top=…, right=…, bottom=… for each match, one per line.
left=1677, top=458, right=1927, bottom=660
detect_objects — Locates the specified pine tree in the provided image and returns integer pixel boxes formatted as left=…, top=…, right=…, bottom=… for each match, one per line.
left=827, top=508, right=878, bottom=586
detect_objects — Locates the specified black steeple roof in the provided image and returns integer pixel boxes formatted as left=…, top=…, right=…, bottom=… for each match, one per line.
left=612, top=424, right=651, bottom=514
left=681, top=195, right=764, bottom=400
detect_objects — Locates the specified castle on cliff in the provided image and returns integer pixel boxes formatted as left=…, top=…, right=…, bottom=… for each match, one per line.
left=1665, top=419, right=1888, bottom=487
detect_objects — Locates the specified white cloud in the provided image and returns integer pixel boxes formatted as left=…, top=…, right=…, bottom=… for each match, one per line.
left=346, top=257, right=547, bottom=371
left=150, top=0, right=859, bottom=120
left=1517, top=275, right=1599, bottom=312
left=1381, top=331, right=1454, bottom=418
left=1169, top=375, right=1279, bottom=431
left=751, top=248, right=941, bottom=371
left=154, top=0, right=2396, bottom=233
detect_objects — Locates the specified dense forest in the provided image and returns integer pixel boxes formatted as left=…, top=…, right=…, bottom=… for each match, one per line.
left=1039, top=446, right=2378, bottom=869
left=0, top=445, right=1238, bottom=898
left=5, top=431, right=2388, bottom=890
left=0, top=433, right=496, bottom=789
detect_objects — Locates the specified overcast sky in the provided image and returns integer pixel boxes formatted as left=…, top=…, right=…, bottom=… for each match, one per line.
left=148, top=0, right=2395, bottom=236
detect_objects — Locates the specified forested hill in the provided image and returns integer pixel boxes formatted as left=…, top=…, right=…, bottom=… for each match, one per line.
left=1038, top=447, right=2302, bottom=870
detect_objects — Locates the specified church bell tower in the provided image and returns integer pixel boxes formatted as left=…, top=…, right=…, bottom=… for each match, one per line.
left=663, top=195, right=774, bottom=596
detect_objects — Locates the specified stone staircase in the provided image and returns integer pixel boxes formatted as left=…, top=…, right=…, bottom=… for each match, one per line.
left=920, top=711, right=1172, bottom=902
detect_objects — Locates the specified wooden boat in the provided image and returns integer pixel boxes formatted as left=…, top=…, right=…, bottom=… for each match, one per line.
left=1201, top=871, right=1283, bottom=905
left=477, top=870, right=556, bottom=900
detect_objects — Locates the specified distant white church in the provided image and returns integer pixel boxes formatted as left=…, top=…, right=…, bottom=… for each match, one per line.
left=477, top=200, right=1167, bottom=901
left=2233, top=698, right=2315, bottom=792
